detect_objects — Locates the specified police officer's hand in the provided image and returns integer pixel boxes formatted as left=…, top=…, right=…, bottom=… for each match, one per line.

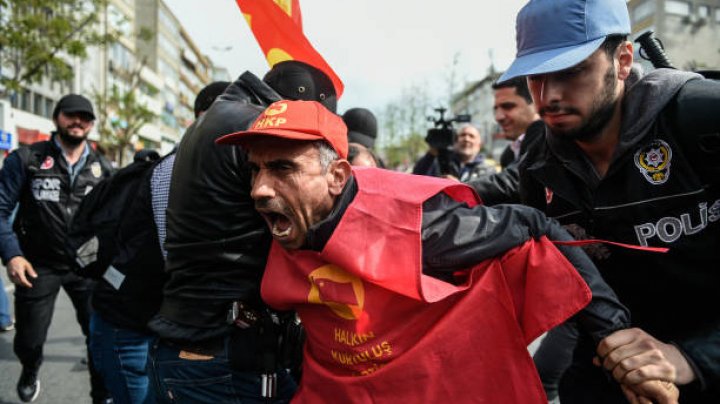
left=7, top=256, right=37, bottom=288
left=620, top=380, right=679, bottom=404
left=595, top=328, right=695, bottom=385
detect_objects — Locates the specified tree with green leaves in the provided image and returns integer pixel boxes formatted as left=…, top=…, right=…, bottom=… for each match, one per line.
left=93, top=60, right=156, bottom=166
left=378, top=84, right=435, bottom=169
left=0, top=0, right=110, bottom=96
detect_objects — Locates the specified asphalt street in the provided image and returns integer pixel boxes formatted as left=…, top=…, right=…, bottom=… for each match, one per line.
left=0, top=267, right=92, bottom=404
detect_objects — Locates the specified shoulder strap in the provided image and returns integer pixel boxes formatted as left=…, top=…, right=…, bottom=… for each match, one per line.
left=666, top=77, right=720, bottom=185
left=16, top=141, right=53, bottom=171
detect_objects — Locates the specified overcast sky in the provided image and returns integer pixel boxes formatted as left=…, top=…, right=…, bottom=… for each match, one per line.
left=163, top=0, right=527, bottom=116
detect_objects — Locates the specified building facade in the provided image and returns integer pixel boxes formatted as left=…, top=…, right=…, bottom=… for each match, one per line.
left=450, top=71, right=507, bottom=160
left=0, top=0, right=221, bottom=163
left=628, top=0, right=720, bottom=70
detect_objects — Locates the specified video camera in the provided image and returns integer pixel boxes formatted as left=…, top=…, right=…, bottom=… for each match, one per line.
left=425, top=107, right=472, bottom=177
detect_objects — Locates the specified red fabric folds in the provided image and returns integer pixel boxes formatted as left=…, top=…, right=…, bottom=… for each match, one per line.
left=235, top=0, right=344, bottom=97
left=262, top=168, right=591, bottom=403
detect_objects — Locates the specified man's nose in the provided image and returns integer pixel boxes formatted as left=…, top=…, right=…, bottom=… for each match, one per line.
left=536, top=75, right=563, bottom=105
left=494, top=109, right=506, bottom=122
left=250, top=171, right=275, bottom=200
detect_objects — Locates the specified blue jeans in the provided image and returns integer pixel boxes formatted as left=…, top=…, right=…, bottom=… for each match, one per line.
left=89, top=312, right=155, bottom=404
left=0, top=276, right=11, bottom=327
left=148, top=337, right=296, bottom=403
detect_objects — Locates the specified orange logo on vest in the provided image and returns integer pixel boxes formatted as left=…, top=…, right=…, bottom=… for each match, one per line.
left=307, top=265, right=364, bottom=320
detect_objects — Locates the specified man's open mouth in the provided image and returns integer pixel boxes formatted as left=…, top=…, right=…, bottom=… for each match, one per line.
left=264, top=212, right=292, bottom=238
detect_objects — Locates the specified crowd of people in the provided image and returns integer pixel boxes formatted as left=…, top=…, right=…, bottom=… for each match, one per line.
left=1, top=0, right=718, bottom=403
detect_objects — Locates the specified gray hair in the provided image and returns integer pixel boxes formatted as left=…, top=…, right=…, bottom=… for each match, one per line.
left=312, top=140, right=339, bottom=172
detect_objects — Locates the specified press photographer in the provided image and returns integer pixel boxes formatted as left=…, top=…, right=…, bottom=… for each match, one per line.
left=413, top=108, right=497, bottom=182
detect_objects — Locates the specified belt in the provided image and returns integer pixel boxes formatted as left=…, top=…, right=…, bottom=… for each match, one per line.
left=164, top=336, right=225, bottom=357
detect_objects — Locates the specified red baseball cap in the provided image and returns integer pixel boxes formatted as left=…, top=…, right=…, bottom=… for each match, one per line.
left=216, top=100, right=348, bottom=159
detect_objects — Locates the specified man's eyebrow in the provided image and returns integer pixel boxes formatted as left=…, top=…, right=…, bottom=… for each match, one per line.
left=266, top=159, right=298, bottom=169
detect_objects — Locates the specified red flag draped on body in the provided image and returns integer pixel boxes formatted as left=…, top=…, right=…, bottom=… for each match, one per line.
left=235, top=0, right=344, bottom=97
left=262, top=168, right=592, bottom=403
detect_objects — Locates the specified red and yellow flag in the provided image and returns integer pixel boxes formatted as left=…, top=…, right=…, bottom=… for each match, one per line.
left=236, top=0, right=344, bottom=97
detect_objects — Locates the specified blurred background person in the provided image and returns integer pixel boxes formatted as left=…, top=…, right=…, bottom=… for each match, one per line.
left=348, top=143, right=378, bottom=167
left=413, top=123, right=497, bottom=182
left=493, top=76, right=540, bottom=169
left=342, top=107, right=377, bottom=149
left=342, top=107, right=384, bottom=168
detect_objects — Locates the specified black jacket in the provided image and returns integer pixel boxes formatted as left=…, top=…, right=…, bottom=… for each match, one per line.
left=0, top=136, right=113, bottom=270
left=149, top=72, right=281, bottom=342
left=520, top=71, right=720, bottom=402
left=467, top=120, right=545, bottom=206
left=86, top=158, right=167, bottom=332
left=413, top=151, right=496, bottom=182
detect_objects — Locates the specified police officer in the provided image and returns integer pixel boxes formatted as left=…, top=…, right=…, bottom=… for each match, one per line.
left=0, top=94, right=113, bottom=403
left=500, top=0, right=720, bottom=402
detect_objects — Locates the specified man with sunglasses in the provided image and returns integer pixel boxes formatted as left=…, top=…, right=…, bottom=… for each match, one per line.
left=0, top=94, right=113, bottom=403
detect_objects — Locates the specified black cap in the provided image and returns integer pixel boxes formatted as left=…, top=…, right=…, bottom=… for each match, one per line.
left=194, top=81, right=230, bottom=118
left=263, top=61, right=337, bottom=113
left=342, top=108, right=377, bottom=149
left=133, top=149, right=160, bottom=162
left=53, top=94, right=95, bottom=120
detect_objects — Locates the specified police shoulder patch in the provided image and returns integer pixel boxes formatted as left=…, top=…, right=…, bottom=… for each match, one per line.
left=634, top=139, right=672, bottom=185
left=90, top=162, right=102, bottom=178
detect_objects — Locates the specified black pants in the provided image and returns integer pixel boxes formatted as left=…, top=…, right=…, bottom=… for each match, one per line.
left=13, top=266, right=108, bottom=401
left=533, top=321, right=579, bottom=400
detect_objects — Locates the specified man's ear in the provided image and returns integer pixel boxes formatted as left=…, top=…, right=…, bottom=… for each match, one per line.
left=327, top=159, right=352, bottom=196
left=617, top=41, right=634, bottom=81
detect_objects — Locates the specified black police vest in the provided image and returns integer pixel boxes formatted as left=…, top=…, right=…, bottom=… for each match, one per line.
left=15, top=139, right=113, bottom=270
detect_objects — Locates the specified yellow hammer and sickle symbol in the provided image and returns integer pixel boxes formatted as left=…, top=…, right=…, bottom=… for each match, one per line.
left=265, top=102, right=288, bottom=116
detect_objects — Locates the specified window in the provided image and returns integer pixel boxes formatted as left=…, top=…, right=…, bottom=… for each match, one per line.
left=33, top=94, right=44, bottom=116
left=110, top=42, right=136, bottom=73
left=21, top=89, right=31, bottom=112
left=697, top=5, right=710, bottom=18
left=159, top=59, right=179, bottom=85
left=715, top=8, right=720, bottom=22
left=108, top=4, right=133, bottom=38
left=159, top=8, right=178, bottom=37
left=45, top=98, right=54, bottom=119
left=665, top=0, right=690, bottom=16
left=162, top=87, right=177, bottom=109
left=633, top=0, right=656, bottom=22
left=10, top=92, right=19, bottom=109
left=159, top=34, right=179, bottom=61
